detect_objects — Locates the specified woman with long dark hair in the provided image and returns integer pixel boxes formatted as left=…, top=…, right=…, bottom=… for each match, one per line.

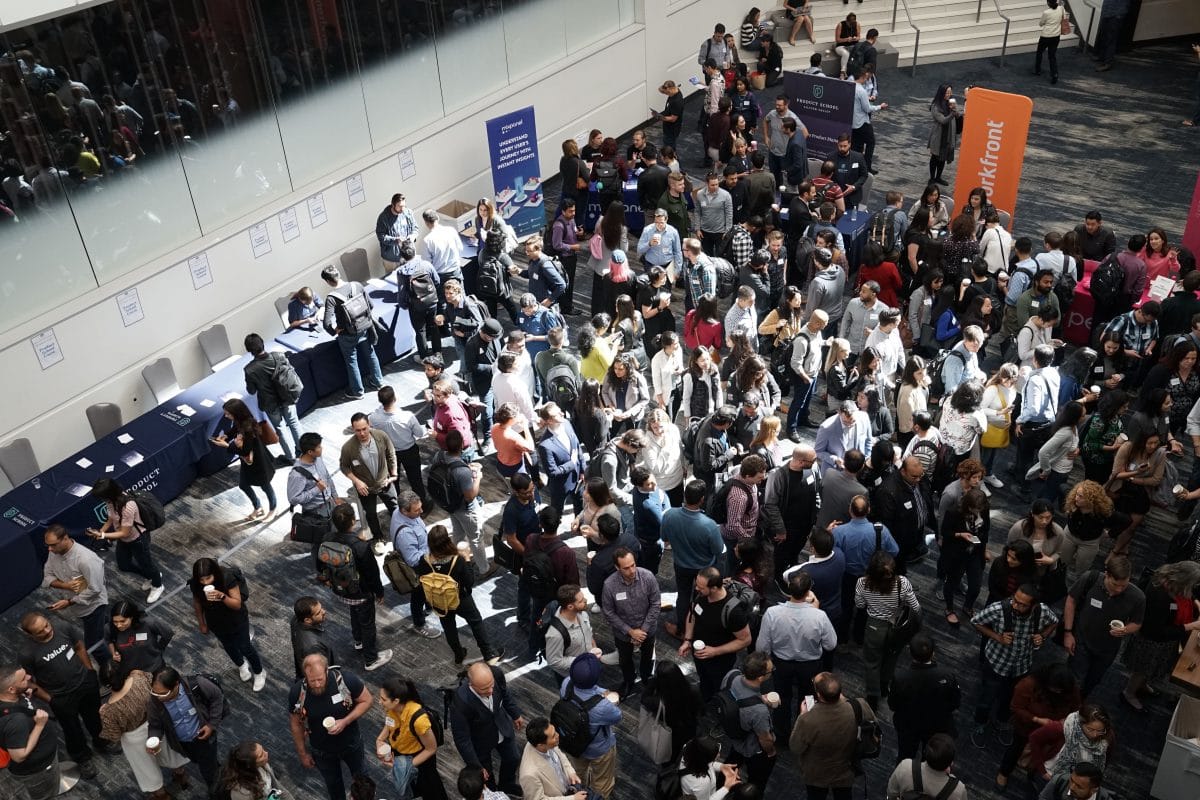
left=1139, top=226, right=1181, bottom=286
left=986, top=539, right=1038, bottom=605
left=963, top=187, right=996, bottom=236
left=679, top=736, right=741, bottom=800
left=219, top=741, right=291, bottom=800
left=559, top=138, right=589, bottom=211
left=108, top=599, right=173, bottom=674
left=1125, top=387, right=1173, bottom=445
left=601, top=352, right=651, bottom=435
left=722, top=330, right=756, bottom=388
left=211, top=397, right=276, bottom=520
left=941, top=214, right=980, bottom=283
left=88, top=477, right=164, bottom=604
left=613, top=293, right=648, bottom=368
left=375, top=677, right=447, bottom=800
left=733, top=355, right=781, bottom=417
left=927, top=84, right=961, bottom=185
left=1007, top=499, right=1064, bottom=577
left=1143, top=340, right=1200, bottom=433
left=573, top=378, right=611, bottom=455
left=896, top=356, right=929, bottom=449
left=1080, top=389, right=1128, bottom=483
left=188, top=557, right=265, bottom=690
left=855, top=550, right=921, bottom=708
left=910, top=184, right=951, bottom=232
left=1108, top=429, right=1167, bottom=555
left=684, top=293, right=724, bottom=352
left=909, top=268, right=944, bottom=355
left=940, top=488, right=990, bottom=625
left=587, top=201, right=628, bottom=316
left=679, top=346, right=724, bottom=425
left=641, top=661, right=702, bottom=765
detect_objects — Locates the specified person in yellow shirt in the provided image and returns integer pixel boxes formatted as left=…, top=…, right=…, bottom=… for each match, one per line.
left=375, top=677, right=447, bottom=800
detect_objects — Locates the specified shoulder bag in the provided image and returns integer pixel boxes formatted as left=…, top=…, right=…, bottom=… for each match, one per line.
left=886, top=578, right=922, bottom=650
left=981, top=387, right=1011, bottom=448
left=636, top=701, right=674, bottom=764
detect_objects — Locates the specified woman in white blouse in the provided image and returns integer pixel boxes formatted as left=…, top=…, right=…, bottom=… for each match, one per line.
left=650, top=331, right=685, bottom=416
left=896, top=356, right=929, bottom=449
left=679, top=737, right=741, bottom=800
left=641, top=407, right=688, bottom=507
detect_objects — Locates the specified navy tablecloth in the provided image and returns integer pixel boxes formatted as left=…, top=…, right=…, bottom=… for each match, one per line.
left=837, top=211, right=871, bottom=271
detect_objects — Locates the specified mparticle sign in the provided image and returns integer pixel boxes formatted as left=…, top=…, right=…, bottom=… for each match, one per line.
left=953, top=88, right=1033, bottom=231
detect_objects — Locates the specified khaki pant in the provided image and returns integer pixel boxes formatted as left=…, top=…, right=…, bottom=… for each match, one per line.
left=567, top=746, right=618, bottom=799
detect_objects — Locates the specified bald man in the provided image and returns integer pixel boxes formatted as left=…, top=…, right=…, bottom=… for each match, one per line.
left=873, top=456, right=936, bottom=573
left=450, top=662, right=527, bottom=795
left=763, top=445, right=822, bottom=581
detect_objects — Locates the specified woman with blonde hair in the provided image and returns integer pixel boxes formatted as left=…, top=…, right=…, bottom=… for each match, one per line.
left=1059, top=481, right=1125, bottom=577
left=749, top=415, right=786, bottom=471
left=640, top=407, right=687, bottom=507
left=979, top=363, right=1018, bottom=482
left=824, top=337, right=853, bottom=403
left=1121, top=561, right=1200, bottom=709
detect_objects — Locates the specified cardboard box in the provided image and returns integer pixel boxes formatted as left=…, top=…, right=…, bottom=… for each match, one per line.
left=437, top=200, right=475, bottom=235
left=1151, top=694, right=1200, bottom=800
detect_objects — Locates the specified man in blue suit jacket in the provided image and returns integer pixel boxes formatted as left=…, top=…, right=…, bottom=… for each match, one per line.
left=450, top=663, right=526, bottom=795
left=813, top=400, right=873, bottom=474
left=535, top=403, right=584, bottom=516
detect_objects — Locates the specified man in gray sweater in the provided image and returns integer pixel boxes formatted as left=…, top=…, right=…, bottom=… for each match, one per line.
left=805, top=247, right=846, bottom=330
left=839, top=281, right=892, bottom=363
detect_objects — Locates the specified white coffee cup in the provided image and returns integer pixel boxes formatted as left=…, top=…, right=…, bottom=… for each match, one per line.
left=692, top=639, right=706, bottom=652
left=1109, top=620, right=1125, bottom=631
left=203, top=584, right=217, bottom=596
left=605, top=691, right=620, bottom=703
left=1175, top=484, right=1187, bottom=497
left=322, top=716, right=336, bottom=730
left=457, top=542, right=471, bottom=558
left=377, top=743, right=391, bottom=758
left=764, top=691, right=781, bottom=708
left=145, top=736, right=160, bottom=751
left=1090, top=385, right=1101, bottom=395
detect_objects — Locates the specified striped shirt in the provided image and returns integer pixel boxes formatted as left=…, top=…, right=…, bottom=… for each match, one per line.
left=854, top=576, right=920, bottom=621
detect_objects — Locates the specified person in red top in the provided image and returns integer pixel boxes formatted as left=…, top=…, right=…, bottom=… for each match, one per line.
left=856, top=241, right=903, bottom=308
left=430, top=379, right=473, bottom=453
left=684, top=294, right=725, bottom=352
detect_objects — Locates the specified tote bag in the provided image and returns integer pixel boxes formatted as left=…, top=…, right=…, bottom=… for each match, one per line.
left=981, top=387, right=1011, bottom=448
left=636, top=701, right=674, bottom=764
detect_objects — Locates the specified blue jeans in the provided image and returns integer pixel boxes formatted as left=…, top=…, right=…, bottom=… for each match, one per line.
left=391, top=754, right=418, bottom=800
left=115, top=534, right=161, bottom=587
left=264, top=404, right=302, bottom=460
left=337, top=332, right=383, bottom=396
left=239, top=468, right=277, bottom=511
left=787, top=376, right=816, bottom=431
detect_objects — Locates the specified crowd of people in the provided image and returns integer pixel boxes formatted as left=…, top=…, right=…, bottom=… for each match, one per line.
left=2, top=6, right=1197, bottom=800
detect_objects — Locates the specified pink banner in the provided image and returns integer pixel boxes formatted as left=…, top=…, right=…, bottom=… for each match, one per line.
left=1185, top=170, right=1200, bottom=256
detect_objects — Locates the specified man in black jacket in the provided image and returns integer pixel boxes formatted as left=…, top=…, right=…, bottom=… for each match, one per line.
left=832, top=134, right=868, bottom=210
left=322, top=505, right=392, bottom=672
left=887, top=635, right=961, bottom=762
left=464, top=318, right=504, bottom=441
left=450, top=663, right=527, bottom=795
left=290, top=596, right=338, bottom=679
left=762, top=445, right=821, bottom=582
left=148, top=667, right=226, bottom=796
left=637, top=145, right=670, bottom=227
left=693, top=406, right=742, bottom=494
left=871, top=457, right=935, bottom=574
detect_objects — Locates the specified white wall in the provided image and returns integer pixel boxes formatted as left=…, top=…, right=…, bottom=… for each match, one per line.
left=0, top=0, right=734, bottom=480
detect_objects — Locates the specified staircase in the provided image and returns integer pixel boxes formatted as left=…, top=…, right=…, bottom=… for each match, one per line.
left=775, top=0, right=1078, bottom=71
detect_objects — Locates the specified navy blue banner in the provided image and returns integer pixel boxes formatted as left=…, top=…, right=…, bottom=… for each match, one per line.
left=782, top=71, right=856, bottom=160
left=485, top=106, right=545, bottom=237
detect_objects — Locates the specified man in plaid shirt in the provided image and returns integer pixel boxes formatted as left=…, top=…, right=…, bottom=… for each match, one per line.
left=720, top=455, right=767, bottom=574
left=969, top=586, right=1058, bottom=749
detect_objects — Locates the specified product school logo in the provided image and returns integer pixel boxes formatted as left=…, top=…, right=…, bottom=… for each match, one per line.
left=93, top=503, right=109, bottom=526
left=812, top=85, right=825, bottom=100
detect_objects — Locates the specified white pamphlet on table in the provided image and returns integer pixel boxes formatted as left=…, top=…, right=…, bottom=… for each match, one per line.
left=1148, top=275, right=1177, bottom=302
left=117, top=433, right=134, bottom=444
left=76, top=458, right=92, bottom=469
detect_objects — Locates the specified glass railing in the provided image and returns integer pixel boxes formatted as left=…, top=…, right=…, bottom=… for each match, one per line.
left=0, top=0, right=636, bottom=334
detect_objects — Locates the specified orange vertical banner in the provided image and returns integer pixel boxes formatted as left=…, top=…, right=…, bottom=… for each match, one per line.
left=953, top=88, right=1033, bottom=231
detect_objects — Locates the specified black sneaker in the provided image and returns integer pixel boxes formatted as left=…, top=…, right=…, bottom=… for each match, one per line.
left=274, top=455, right=294, bottom=467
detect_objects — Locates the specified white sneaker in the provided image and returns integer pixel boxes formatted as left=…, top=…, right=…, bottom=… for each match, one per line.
left=984, top=474, right=1004, bottom=488
left=599, top=651, right=621, bottom=666
left=372, top=541, right=387, bottom=556
left=414, top=624, right=442, bottom=639
left=239, top=660, right=253, bottom=682
left=366, top=649, right=394, bottom=671
left=252, top=670, right=267, bottom=692
left=146, top=585, right=165, bottom=604
left=141, top=579, right=153, bottom=591
left=980, top=483, right=992, bottom=497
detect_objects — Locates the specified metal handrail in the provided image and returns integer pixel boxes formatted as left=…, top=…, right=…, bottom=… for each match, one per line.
left=977, top=0, right=1012, bottom=65
left=890, top=0, right=921, bottom=76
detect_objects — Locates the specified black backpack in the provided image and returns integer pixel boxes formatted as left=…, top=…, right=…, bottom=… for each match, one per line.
left=681, top=416, right=704, bottom=466
left=550, top=681, right=603, bottom=757
left=868, top=208, right=900, bottom=257
left=476, top=255, right=508, bottom=300
left=928, top=348, right=966, bottom=401
left=1089, top=253, right=1125, bottom=307
left=521, top=539, right=566, bottom=598
left=899, top=759, right=960, bottom=800
left=190, top=673, right=232, bottom=721
left=850, top=697, right=882, bottom=773
left=531, top=601, right=570, bottom=663
left=270, top=354, right=304, bottom=405
left=426, top=459, right=466, bottom=512
left=404, top=269, right=439, bottom=312
left=846, top=41, right=869, bottom=77
left=712, top=257, right=737, bottom=299
left=331, top=283, right=374, bottom=334
left=1053, top=255, right=1077, bottom=310
left=792, top=236, right=816, bottom=286
left=546, top=363, right=580, bottom=409
left=125, top=490, right=166, bottom=533
left=708, top=479, right=740, bottom=525
left=709, top=672, right=763, bottom=741
left=410, top=705, right=446, bottom=747
left=593, top=161, right=619, bottom=189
